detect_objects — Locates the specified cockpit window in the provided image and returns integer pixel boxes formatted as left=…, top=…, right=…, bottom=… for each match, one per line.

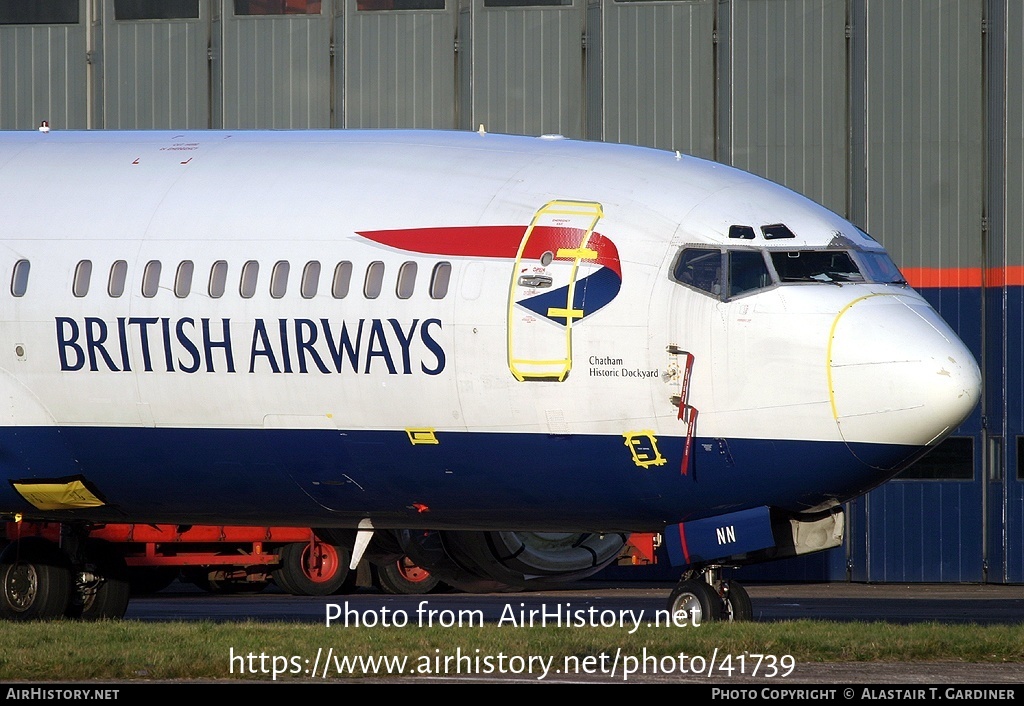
left=770, top=250, right=863, bottom=283
left=855, top=251, right=907, bottom=284
left=673, top=244, right=905, bottom=299
left=673, top=248, right=722, bottom=296
left=729, top=251, right=771, bottom=297
left=761, top=223, right=796, bottom=239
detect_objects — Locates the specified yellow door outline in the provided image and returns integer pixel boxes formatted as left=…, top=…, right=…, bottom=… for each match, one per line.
left=507, top=200, right=604, bottom=382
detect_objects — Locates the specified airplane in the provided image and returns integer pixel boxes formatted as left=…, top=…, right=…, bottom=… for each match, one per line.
left=0, top=127, right=981, bottom=621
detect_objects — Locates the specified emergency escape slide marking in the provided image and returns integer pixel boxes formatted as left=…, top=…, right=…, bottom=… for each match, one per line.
left=507, top=201, right=605, bottom=381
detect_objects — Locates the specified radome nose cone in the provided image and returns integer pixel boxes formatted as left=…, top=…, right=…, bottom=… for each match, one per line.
left=828, top=294, right=981, bottom=446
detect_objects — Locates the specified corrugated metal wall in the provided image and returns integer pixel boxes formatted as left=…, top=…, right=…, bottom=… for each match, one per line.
left=998, top=0, right=1024, bottom=583
left=851, top=0, right=987, bottom=583
left=2, top=0, right=1023, bottom=582
left=719, top=0, right=848, bottom=215
left=340, top=0, right=456, bottom=128
left=98, top=2, right=209, bottom=129
left=217, top=0, right=333, bottom=129
left=0, top=0, right=89, bottom=130
left=461, top=0, right=584, bottom=138
left=587, top=0, right=715, bottom=159
left=858, top=1, right=984, bottom=282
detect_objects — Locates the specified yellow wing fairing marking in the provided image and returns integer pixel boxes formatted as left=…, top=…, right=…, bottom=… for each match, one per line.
left=12, top=478, right=105, bottom=510
left=623, top=431, right=667, bottom=468
left=406, top=428, right=439, bottom=445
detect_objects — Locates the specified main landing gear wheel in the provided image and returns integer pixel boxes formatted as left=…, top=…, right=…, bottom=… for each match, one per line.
left=273, top=540, right=351, bottom=596
left=0, top=537, right=72, bottom=621
left=720, top=580, right=753, bottom=622
left=65, top=539, right=131, bottom=621
left=376, top=557, right=442, bottom=595
left=667, top=579, right=722, bottom=624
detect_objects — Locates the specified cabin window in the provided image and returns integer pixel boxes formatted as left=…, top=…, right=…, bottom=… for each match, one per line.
left=114, top=0, right=199, bottom=20
left=270, top=261, right=290, bottom=299
left=240, top=260, right=259, bottom=299
left=896, top=437, right=974, bottom=480
left=430, top=262, right=452, bottom=299
left=301, top=261, right=321, bottom=298
left=108, top=261, right=128, bottom=297
left=397, top=261, right=417, bottom=299
left=174, top=261, right=194, bottom=298
left=357, top=1, right=444, bottom=9
left=332, top=261, right=353, bottom=298
left=0, top=0, right=79, bottom=24
left=10, top=260, right=30, bottom=297
left=142, top=261, right=162, bottom=298
left=364, top=261, right=385, bottom=299
left=672, top=248, right=722, bottom=297
left=209, top=261, right=228, bottom=298
left=728, top=251, right=771, bottom=298
left=73, top=261, right=92, bottom=297
left=233, top=0, right=321, bottom=15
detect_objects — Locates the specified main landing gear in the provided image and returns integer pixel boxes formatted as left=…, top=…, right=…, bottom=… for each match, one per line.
left=667, top=567, right=753, bottom=623
left=0, top=528, right=130, bottom=621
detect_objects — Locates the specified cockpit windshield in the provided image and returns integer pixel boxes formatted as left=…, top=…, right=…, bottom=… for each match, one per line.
left=853, top=250, right=907, bottom=284
left=770, top=250, right=863, bottom=284
left=672, top=245, right=908, bottom=300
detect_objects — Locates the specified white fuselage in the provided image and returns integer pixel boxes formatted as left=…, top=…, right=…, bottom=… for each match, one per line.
left=0, top=129, right=981, bottom=530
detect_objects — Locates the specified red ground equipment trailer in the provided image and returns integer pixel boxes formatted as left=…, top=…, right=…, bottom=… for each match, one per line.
left=0, top=521, right=441, bottom=598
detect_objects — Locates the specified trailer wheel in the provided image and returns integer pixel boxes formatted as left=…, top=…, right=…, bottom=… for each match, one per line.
left=0, top=537, right=72, bottom=621
left=376, top=556, right=442, bottom=595
left=66, top=539, right=130, bottom=621
left=273, top=540, right=350, bottom=596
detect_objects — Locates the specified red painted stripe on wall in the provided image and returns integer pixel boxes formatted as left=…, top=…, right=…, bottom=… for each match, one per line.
left=902, top=267, right=1024, bottom=288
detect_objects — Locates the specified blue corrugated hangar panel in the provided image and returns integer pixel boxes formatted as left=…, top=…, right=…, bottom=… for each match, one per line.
left=854, top=0, right=985, bottom=583
left=99, top=0, right=210, bottom=129
left=218, top=0, right=332, bottom=128
left=860, top=438, right=982, bottom=582
left=0, top=0, right=89, bottom=130
left=586, top=0, right=714, bottom=159
left=340, top=0, right=456, bottom=128
left=463, top=0, right=584, bottom=138
left=718, top=0, right=847, bottom=216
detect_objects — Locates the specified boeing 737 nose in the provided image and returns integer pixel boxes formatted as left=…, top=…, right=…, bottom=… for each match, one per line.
left=827, top=292, right=981, bottom=460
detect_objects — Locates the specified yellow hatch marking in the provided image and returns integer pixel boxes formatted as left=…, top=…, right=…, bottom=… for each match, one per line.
left=623, top=431, right=667, bottom=468
left=406, top=428, right=439, bottom=445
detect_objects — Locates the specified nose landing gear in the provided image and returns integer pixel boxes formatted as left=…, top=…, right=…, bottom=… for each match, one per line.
left=667, top=567, right=753, bottom=623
